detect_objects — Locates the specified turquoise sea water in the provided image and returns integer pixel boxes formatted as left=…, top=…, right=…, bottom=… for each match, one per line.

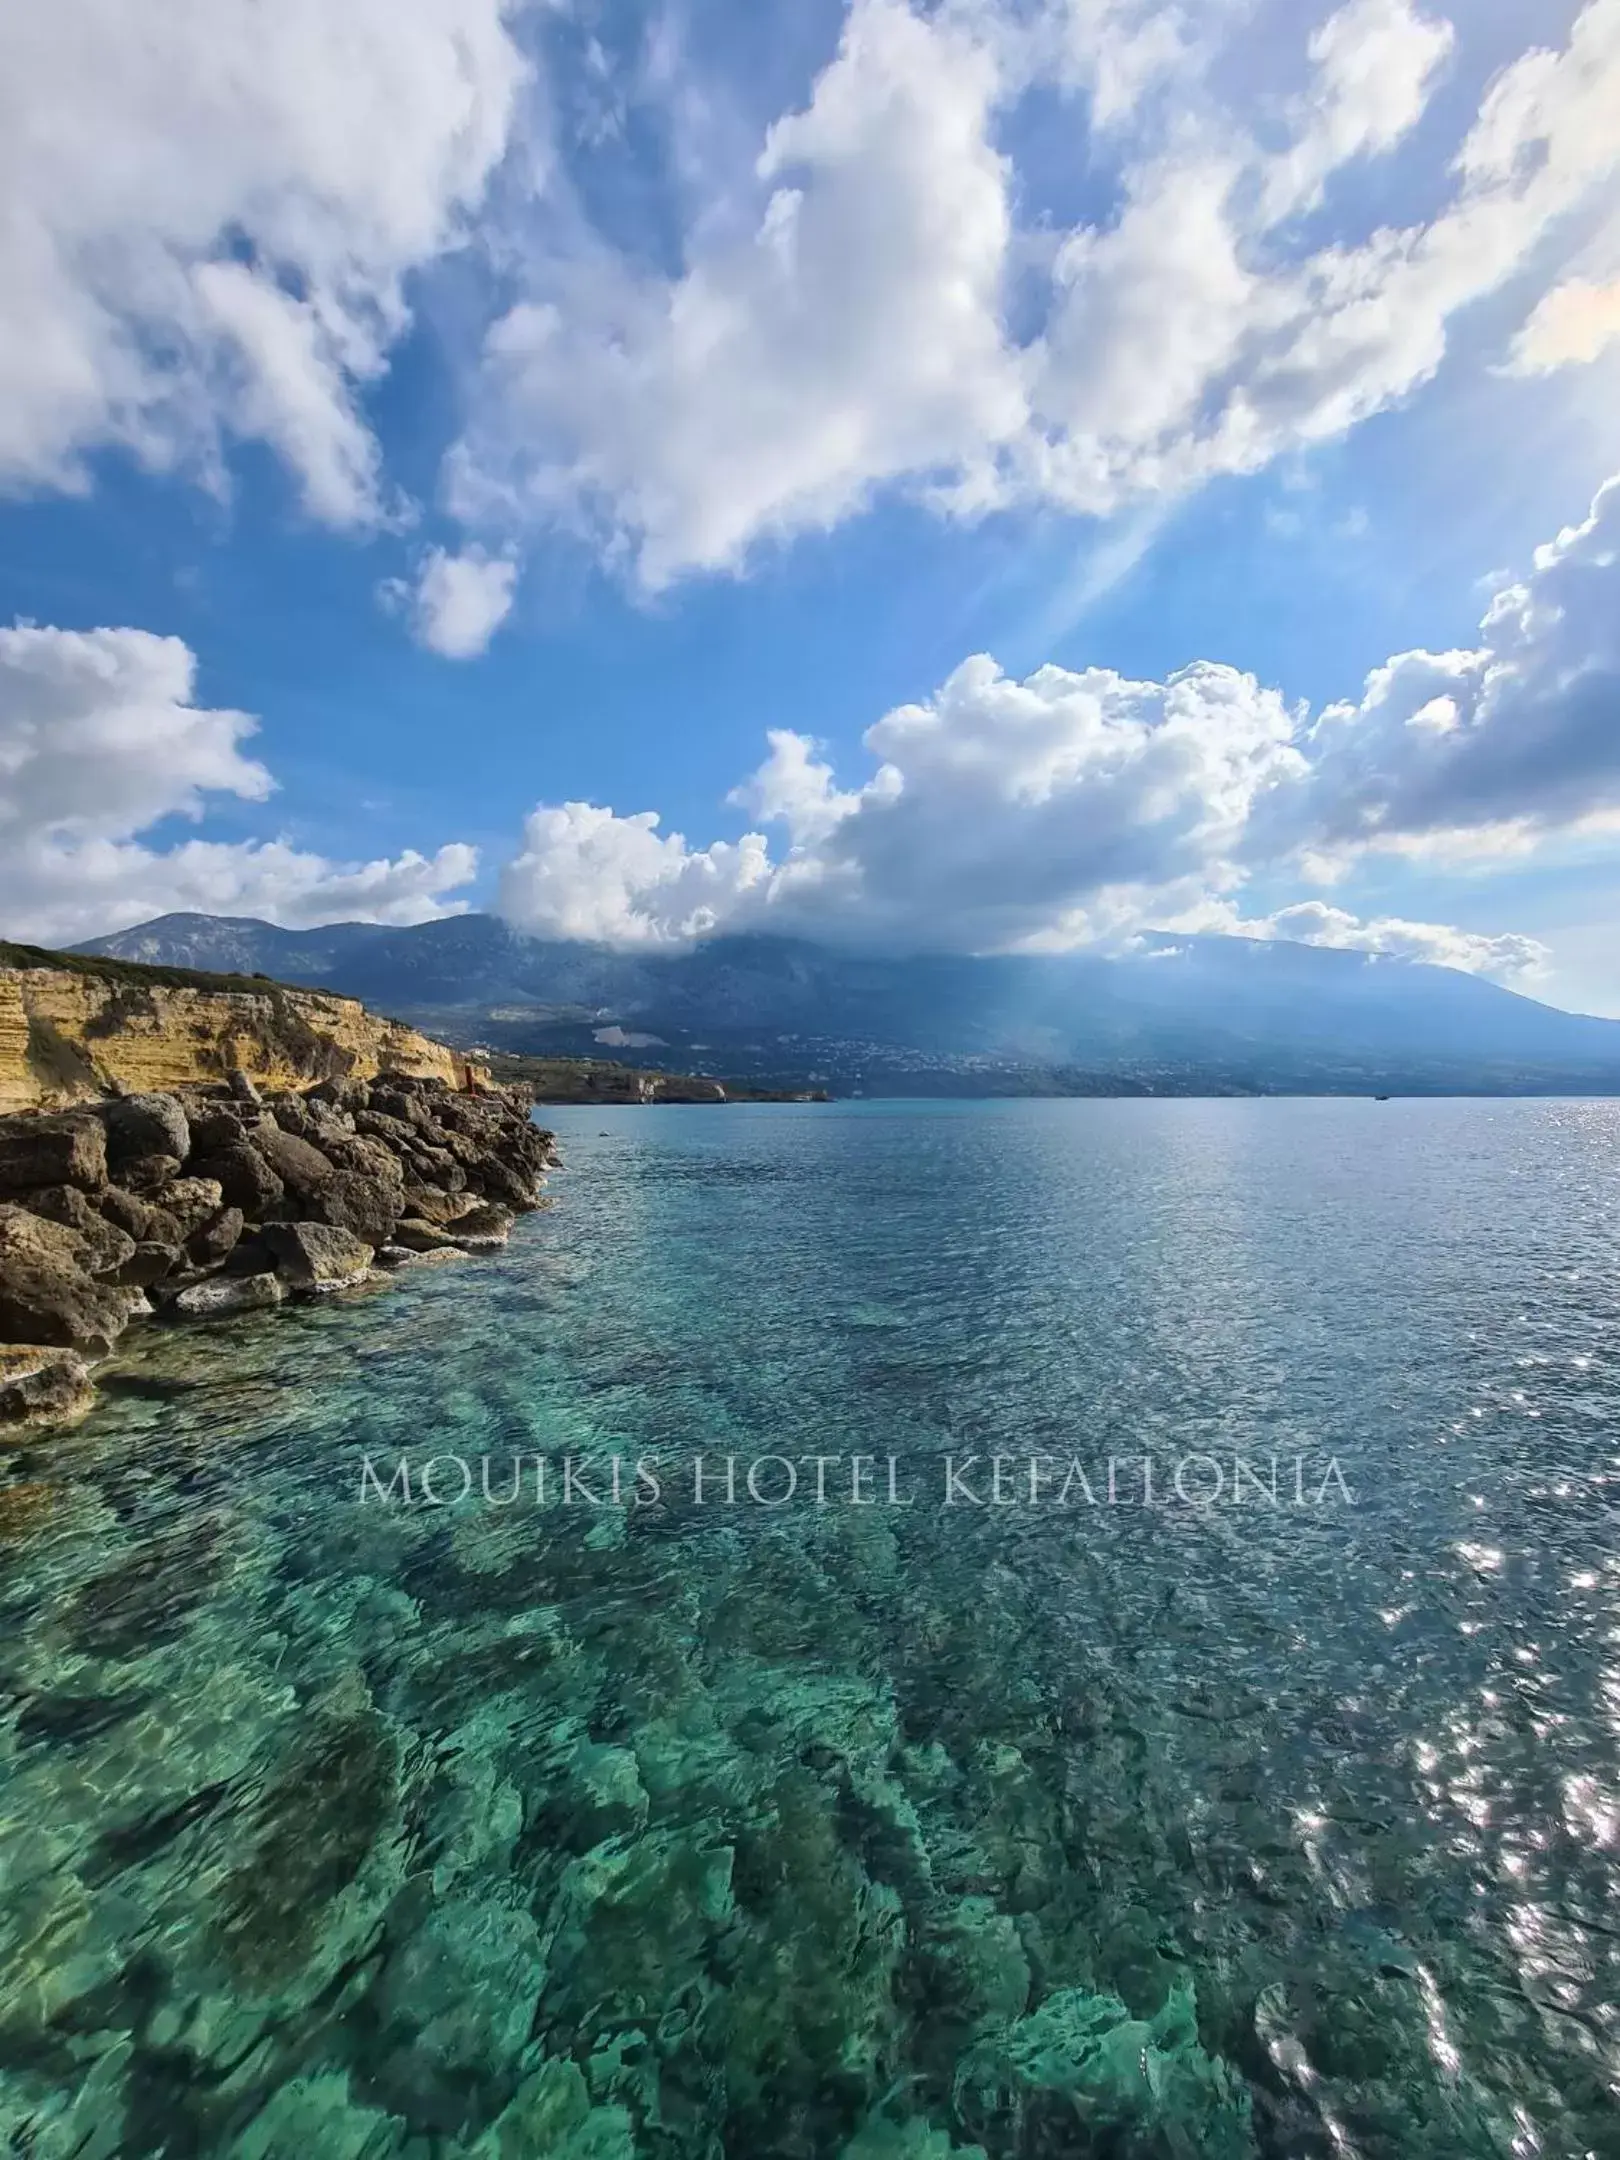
left=2, top=1097, right=1619, bottom=2157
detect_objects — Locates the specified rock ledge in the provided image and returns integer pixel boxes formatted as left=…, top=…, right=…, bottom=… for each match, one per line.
left=0, top=1072, right=555, bottom=1433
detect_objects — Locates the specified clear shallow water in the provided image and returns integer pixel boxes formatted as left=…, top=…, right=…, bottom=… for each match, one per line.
left=2, top=1097, right=1619, bottom=2158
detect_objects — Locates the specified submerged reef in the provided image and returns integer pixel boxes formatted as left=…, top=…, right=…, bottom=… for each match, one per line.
left=0, top=1100, right=1610, bottom=2157
left=0, top=1376, right=1552, bottom=2159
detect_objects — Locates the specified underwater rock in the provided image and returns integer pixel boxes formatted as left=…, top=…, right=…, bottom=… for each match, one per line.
left=467, top=2058, right=636, bottom=2160
left=374, top=1895, right=547, bottom=2115
left=216, top=1691, right=398, bottom=1989
left=840, top=2123, right=989, bottom=2160
left=954, top=1978, right=1256, bottom=2159
left=233, top=2073, right=407, bottom=2160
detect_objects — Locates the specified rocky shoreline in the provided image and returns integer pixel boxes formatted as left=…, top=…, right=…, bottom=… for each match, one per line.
left=0, top=1072, right=555, bottom=1433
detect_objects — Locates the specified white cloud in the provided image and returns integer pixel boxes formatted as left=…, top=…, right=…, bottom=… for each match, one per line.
left=0, top=622, right=478, bottom=943
left=1508, top=276, right=1620, bottom=374
left=451, top=0, right=1620, bottom=585
left=1259, top=0, right=1455, bottom=223
left=496, top=654, right=1306, bottom=952
left=1271, top=467, right=1620, bottom=863
left=402, top=546, right=519, bottom=658
left=1209, top=901, right=1548, bottom=983
left=497, top=803, right=772, bottom=945
left=453, top=0, right=1024, bottom=585
left=0, top=0, right=529, bottom=523
left=0, top=624, right=271, bottom=836
left=1, top=839, right=480, bottom=949
left=492, top=461, right=1620, bottom=973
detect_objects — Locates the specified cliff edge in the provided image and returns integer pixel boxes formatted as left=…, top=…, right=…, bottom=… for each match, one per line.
left=0, top=941, right=479, bottom=1114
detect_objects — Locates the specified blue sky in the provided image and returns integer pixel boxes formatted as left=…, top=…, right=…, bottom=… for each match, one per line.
left=2, top=0, right=1619, bottom=1009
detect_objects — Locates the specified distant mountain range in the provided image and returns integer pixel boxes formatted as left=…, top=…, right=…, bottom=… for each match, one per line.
left=73, top=911, right=1620, bottom=1096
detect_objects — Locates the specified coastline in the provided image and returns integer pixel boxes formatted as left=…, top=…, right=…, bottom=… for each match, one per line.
left=0, top=1071, right=555, bottom=1434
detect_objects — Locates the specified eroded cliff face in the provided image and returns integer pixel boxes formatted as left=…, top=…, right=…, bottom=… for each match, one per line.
left=0, top=966, right=473, bottom=1114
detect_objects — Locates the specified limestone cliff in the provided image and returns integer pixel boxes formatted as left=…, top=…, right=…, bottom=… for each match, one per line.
left=0, top=946, right=480, bottom=1114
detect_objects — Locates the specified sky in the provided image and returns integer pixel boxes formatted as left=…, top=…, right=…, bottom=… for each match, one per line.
left=2, top=0, right=1619, bottom=1009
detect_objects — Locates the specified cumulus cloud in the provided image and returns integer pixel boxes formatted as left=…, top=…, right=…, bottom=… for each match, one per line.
left=0, top=622, right=478, bottom=943
left=492, top=462, right=1620, bottom=972
left=1270, top=469, right=1620, bottom=863
left=497, top=803, right=771, bottom=946
left=0, top=624, right=270, bottom=837
left=401, top=546, right=519, bottom=659
left=0, top=0, right=528, bottom=523
left=450, top=0, right=1620, bottom=585
left=452, top=0, right=1023, bottom=584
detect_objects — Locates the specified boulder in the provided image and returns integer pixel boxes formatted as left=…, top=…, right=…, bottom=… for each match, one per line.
left=450, top=1202, right=514, bottom=1240
left=0, top=1205, right=96, bottom=1274
left=22, top=1183, right=101, bottom=1236
left=0, top=1209, right=132, bottom=1357
left=305, top=1077, right=371, bottom=1114
left=100, top=1093, right=190, bottom=1171
left=171, top=1274, right=286, bottom=1320
left=0, top=1346, right=97, bottom=1433
left=0, top=1113, right=108, bottom=1195
left=117, top=1242, right=185, bottom=1289
left=355, top=1109, right=422, bottom=1152
left=473, top=1156, right=542, bottom=1212
left=404, top=1143, right=465, bottom=1193
left=14, top=1195, right=137, bottom=1280
left=320, top=1133, right=405, bottom=1193
left=262, top=1221, right=373, bottom=1290
left=390, top=1218, right=460, bottom=1253
left=193, top=1141, right=285, bottom=1218
left=187, top=1207, right=245, bottom=1270
left=370, top=1088, right=432, bottom=1126
left=269, top=1096, right=321, bottom=1142
left=399, top=1184, right=481, bottom=1226
left=188, top=1107, right=251, bottom=1156
left=160, top=1178, right=227, bottom=1239
left=226, top=1068, right=263, bottom=1106
left=98, top=1184, right=157, bottom=1239
left=315, top=1171, right=402, bottom=1251
left=254, top=1126, right=335, bottom=1202
left=122, top=1153, right=183, bottom=1195
left=223, top=1231, right=278, bottom=1277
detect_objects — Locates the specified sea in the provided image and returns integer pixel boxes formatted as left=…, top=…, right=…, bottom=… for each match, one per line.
left=2, top=1097, right=1618, bottom=2158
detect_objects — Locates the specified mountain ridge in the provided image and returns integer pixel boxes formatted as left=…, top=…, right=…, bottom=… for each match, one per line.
left=72, top=911, right=1620, bottom=1097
